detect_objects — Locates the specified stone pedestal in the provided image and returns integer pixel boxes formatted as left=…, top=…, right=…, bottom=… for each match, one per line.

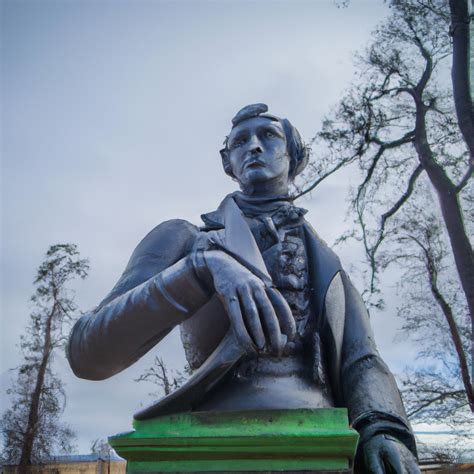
left=109, top=408, right=359, bottom=473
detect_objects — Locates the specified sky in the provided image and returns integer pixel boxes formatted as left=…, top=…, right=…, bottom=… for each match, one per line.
left=1, top=0, right=464, bottom=457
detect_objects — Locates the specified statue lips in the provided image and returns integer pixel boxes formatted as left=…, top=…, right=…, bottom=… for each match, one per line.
left=245, top=159, right=265, bottom=170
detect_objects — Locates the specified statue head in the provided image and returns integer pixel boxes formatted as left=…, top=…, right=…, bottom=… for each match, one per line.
left=220, top=104, right=309, bottom=196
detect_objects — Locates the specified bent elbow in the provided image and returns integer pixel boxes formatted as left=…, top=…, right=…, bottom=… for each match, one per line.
left=66, top=316, right=120, bottom=381
left=67, top=349, right=117, bottom=381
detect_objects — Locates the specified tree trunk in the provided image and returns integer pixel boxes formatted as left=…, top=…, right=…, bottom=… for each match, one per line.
left=425, top=253, right=474, bottom=411
left=18, top=306, right=56, bottom=471
left=449, top=0, right=474, bottom=390
left=449, top=0, right=474, bottom=160
left=414, top=104, right=474, bottom=401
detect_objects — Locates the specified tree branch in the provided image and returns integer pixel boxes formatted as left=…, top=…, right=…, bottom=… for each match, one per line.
left=406, top=389, right=467, bottom=418
left=357, top=164, right=422, bottom=296
left=415, top=0, right=450, bottom=20
left=408, top=25, right=434, bottom=97
left=381, top=164, right=424, bottom=226
left=293, top=155, right=353, bottom=200
left=356, top=131, right=416, bottom=203
left=456, top=162, right=474, bottom=192
left=408, top=235, right=474, bottom=412
left=355, top=146, right=386, bottom=202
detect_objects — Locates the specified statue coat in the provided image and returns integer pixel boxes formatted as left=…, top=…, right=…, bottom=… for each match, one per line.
left=67, top=196, right=416, bottom=457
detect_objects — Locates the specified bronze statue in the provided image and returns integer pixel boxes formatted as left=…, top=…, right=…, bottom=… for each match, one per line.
left=68, top=104, right=420, bottom=473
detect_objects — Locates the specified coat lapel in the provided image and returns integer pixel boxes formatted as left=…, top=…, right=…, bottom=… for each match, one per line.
left=221, top=197, right=272, bottom=282
left=202, top=196, right=272, bottom=283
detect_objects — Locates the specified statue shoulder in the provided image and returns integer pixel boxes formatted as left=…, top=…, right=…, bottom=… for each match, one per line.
left=133, top=219, right=199, bottom=261
left=99, top=219, right=199, bottom=307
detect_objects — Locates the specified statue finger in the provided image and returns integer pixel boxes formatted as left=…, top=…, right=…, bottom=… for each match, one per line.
left=383, top=435, right=417, bottom=474
left=238, top=286, right=266, bottom=350
left=405, top=458, right=420, bottom=474
left=266, top=287, right=296, bottom=342
left=253, top=287, right=284, bottom=357
left=365, top=452, right=385, bottom=474
left=401, top=451, right=420, bottom=474
left=384, top=449, right=404, bottom=474
left=222, top=293, right=254, bottom=352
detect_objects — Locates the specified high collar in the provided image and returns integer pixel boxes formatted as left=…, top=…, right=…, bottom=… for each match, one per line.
left=200, top=192, right=307, bottom=229
left=200, top=195, right=229, bottom=230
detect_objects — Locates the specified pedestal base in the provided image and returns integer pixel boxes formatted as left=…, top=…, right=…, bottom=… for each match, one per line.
left=109, top=408, right=359, bottom=473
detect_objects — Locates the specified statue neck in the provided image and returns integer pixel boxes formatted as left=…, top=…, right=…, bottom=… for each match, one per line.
left=239, top=177, right=290, bottom=199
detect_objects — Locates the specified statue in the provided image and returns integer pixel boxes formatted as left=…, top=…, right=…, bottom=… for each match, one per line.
left=67, top=104, right=420, bottom=473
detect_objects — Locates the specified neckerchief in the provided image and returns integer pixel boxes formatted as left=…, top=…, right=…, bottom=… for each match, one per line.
left=232, top=191, right=307, bottom=225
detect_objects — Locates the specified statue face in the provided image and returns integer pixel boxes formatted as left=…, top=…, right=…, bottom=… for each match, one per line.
left=227, top=116, right=290, bottom=191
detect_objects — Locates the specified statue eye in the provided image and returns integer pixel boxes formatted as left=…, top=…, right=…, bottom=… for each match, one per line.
left=266, top=131, right=275, bottom=138
left=232, top=137, right=246, bottom=148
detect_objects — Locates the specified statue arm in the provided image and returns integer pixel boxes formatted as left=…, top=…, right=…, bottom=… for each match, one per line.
left=338, top=272, right=418, bottom=460
left=67, top=219, right=210, bottom=380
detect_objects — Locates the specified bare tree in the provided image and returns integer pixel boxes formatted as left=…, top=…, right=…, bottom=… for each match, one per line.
left=386, top=189, right=472, bottom=431
left=295, top=0, right=473, bottom=424
left=90, top=438, right=115, bottom=459
left=0, top=244, right=89, bottom=471
left=135, top=356, right=190, bottom=398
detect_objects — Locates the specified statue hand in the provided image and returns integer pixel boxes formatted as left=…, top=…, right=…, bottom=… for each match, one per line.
left=363, top=434, right=420, bottom=474
left=204, top=250, right=296, bottom=356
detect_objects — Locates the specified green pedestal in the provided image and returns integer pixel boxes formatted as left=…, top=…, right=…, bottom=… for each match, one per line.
left=109, top=408, right=359, bottom=473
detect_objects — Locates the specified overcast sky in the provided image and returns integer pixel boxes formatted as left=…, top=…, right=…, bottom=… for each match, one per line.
left=1, top=0, right=458, bottom=456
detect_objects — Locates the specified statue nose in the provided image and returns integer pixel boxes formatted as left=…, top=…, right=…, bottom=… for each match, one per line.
left=250, top=145, right=263, bottom=155
left=247, top=134, right=263, bottom=155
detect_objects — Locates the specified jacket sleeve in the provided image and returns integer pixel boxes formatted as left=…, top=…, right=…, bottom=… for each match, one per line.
left=67, top=219, right=210, bottom=380
left=338, top=271, right=417, bottom=457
